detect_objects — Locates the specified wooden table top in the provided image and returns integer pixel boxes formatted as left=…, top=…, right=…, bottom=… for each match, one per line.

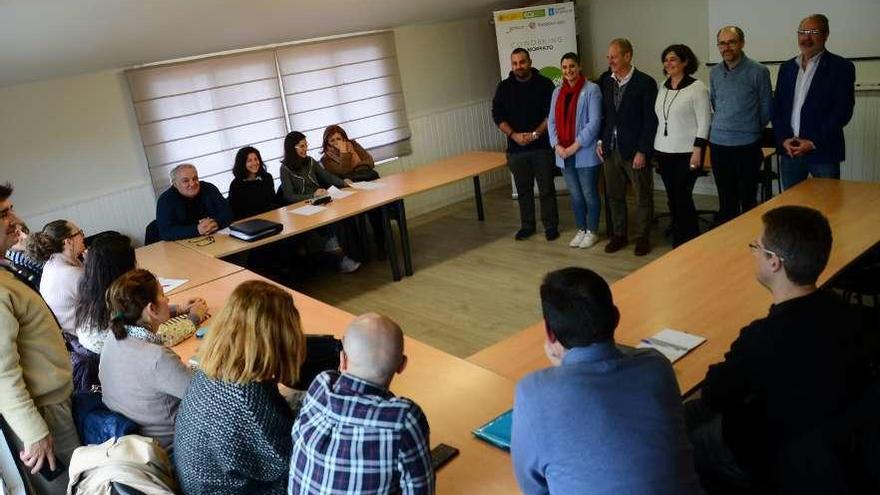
left=468, top=179, right=880, bottom=393
left=176, top=151, right=508, bottom=258
left=168, top=270, right=519, bottom=494
left=134, top=241, right=243, bottom=295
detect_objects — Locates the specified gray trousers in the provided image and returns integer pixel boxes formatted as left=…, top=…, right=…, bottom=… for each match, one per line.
left=603, top=150, right=654, bottom=240
left=5, top=400, right=81, bottom=495
left=507, top=149, right=559, bottom=232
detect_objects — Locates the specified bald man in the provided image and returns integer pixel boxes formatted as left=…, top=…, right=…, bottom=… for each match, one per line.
left=288, top=313, right=435, bottom=495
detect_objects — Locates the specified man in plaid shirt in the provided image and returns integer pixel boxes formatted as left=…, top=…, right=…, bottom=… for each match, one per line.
left=289, top=313, right=435, bottom=495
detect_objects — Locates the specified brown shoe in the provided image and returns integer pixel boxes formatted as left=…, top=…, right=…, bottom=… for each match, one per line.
left=634, top=237, right=652, bottom=256
left=604, top=236, right=628, bottom=253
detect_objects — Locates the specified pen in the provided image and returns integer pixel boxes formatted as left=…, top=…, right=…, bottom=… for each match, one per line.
left=641, top=337, right=689, bottom=352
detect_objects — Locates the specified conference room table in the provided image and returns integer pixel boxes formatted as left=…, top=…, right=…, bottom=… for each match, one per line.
left=134, top=240, right=243, bottom=295
left=175, top=151, right=509, bottom=280
left=166, top=270, right=520, bottom=494
left=468, top=178, right=880, bottom=394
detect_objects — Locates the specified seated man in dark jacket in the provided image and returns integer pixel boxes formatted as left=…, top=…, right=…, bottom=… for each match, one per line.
left=686, top=205, right=869, bottom=494
left=156, top=163, right=232, bottom=241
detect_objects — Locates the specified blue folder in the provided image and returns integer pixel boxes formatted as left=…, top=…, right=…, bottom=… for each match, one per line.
left=472, top=409, right=512, bottom=451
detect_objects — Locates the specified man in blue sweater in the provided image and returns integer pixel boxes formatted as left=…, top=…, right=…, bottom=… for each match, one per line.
left=709, top=26, right=772, bottom=225
left=511, top=267, right=703, bottom=495
left=156, top=163, right=232, bottom=241
left=772, top=14, right=855, bottom=190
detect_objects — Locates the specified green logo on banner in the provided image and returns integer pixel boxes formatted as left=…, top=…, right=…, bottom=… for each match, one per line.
left=540, top=66, right=562, bottom=86
left=523, top=9, right=547, bottom=19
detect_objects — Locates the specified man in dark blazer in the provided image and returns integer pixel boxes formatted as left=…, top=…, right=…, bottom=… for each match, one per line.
left=596, top=38, right=658, bottom=256
left=772, top=14, right=855, bottom=190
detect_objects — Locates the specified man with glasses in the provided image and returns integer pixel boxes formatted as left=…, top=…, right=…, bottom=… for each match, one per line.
left=709, top=26, right=772, bottom=225
left=772, top=14, right=855, bottom=190
left=0, top=183, right=81, bottom=494
left=156, top=163, right=233, bottom=241
left=684, top=205, right=868, bottom=493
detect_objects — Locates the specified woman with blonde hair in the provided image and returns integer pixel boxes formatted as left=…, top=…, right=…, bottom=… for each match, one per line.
left=174, top=280, right=306, bottom=495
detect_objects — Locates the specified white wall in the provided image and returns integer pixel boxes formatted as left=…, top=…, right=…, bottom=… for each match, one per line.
left=0, top=69, right=154, bottom=236
left=0, top=16, right=507, bottom=243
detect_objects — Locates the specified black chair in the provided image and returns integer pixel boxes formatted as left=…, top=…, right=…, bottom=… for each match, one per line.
left=144, top=220, right=160, bottom=245
left=84, top=230, right=121, bottom=248
left=757, top=128, right=780, bottom=202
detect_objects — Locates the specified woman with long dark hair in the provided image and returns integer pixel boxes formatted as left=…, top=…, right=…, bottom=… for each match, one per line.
left=228, top=146, right=276, bottom=220
left=279, top=131, right=360, bottom=273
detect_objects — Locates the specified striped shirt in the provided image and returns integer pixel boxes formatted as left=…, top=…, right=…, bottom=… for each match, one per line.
left=289, top=371, right=434, bottom=495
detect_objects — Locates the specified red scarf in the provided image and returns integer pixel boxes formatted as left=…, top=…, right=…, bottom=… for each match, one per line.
left=554, top=75, right=586, bottom=148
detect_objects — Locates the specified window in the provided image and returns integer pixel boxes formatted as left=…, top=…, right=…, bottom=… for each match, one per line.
left=127, top=31, right=411, bottom=198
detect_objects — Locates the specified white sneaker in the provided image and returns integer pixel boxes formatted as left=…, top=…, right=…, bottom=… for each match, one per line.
left=578, top=230, right=599, bottom=249
left=569, top=230, right=587, bottom=248
left=338, top=256, right=361, bottom=273
left=323, top=236, right=341, bottom=253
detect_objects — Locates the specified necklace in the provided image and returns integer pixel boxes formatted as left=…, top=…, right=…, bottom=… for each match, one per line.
left=661, top=81, right=682, bottom=137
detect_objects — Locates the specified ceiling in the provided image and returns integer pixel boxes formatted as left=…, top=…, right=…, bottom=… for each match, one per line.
left=0, top=0, right=519, bottom=87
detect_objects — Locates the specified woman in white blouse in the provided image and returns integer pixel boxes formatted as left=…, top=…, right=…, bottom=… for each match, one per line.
left=653, top=44, right=711, bottom=247
left=26, top=219, right=86, bottom=335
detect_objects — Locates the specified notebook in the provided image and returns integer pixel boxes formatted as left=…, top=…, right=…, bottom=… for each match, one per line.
left=637, top=328, right=706, bottom=363
left=229, top=219, right=283, bottom=241
left=473, top=409, right=513, bottom=451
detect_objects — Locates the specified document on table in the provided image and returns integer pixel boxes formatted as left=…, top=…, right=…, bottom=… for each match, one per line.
left=157, top=277, right=188, bottom=293
left=349, top=181, right=385, bottom=191
left=289, top=204, right=326, bottom=216
left=327, top=186, right=355, bottom=199
left=637, top=328, right=706, bottom=363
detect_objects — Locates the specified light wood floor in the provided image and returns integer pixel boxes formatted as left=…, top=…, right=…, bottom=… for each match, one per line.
left=289, top=185, right=719, bottom=358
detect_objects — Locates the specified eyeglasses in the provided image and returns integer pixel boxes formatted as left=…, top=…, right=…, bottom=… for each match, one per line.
left=748, top=242, right=784, bottom=261
left=716, top=40, right=739, bottom=48
left=797, top=29, right=825, bottom=36
left=188, top=235, right=215, bottom=247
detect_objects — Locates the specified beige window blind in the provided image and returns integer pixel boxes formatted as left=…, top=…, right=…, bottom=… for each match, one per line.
left=127, top=31, right=411, bottom=200
left=276, top=31, right=411, bottom=163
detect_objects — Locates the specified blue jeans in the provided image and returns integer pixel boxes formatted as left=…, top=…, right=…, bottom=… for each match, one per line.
left=780, top=156, right=840, bottom=190
left=562, top=159, right=601, bottom=232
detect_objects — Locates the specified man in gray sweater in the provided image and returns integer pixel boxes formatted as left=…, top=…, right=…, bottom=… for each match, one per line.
left=709, top=26, right=772, bottom=225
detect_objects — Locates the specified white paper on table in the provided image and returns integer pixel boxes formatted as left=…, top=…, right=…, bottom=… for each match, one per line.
left=327, top=186, right=355, bottom=199
left=636, top=328, right=706, bottom=363
left=215, top=227, right=230, bottom=235
left=349, top=181, right=385, bottom=191
left=158, top=277, right=188, bottom=293
left=289, top=204, right=326, bottom=216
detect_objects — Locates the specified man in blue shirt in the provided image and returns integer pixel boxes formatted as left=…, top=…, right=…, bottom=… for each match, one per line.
left=155, top=163, right=232, bottom=241
left=511, top=267, right=703, bottom=495
left=709, top=26, right=772, bottom=225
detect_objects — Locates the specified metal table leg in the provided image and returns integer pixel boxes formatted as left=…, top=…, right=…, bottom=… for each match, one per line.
left=395, top=200, right=413, bottom=276
left=473, top=176, right=485, bottom=221
left=381, top=204, right=401, bottom=281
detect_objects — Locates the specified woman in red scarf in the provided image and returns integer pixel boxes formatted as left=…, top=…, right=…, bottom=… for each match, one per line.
left=548, top=52, right=603, bottom=249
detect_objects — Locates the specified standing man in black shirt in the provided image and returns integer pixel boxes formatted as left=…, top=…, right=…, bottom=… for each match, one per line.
left=492, top=48, right=559, bottom=241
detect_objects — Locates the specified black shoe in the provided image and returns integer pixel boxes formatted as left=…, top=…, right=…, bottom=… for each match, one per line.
left=634, top=237, right=652, bottom=256
left=604, top=236, right=628, bottom=253
left=515, top=229, right=535, bottom=240
left=545, top=228, right=560, bottom=241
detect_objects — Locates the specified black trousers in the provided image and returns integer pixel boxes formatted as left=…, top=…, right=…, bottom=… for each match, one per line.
left=657, top=151, right=699, bottom=247
left=710, top=141, right=763, bottom=225
left=507, top=149, right=559, bottom=232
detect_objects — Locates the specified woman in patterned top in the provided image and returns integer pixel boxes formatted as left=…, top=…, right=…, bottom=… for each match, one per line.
left=4, top=222, right=44, bottom=287
left=174, top=280, right=306, bottom=495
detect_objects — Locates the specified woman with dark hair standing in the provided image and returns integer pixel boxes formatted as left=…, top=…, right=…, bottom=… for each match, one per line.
left=99, top=269, right=193, bottom=451
left=228, top=146, right=276, bottom=220
left=653, top=44, right=711, bottom=247
left=279, top=131, right=360, bottom=273
left=548, top=52, right=603, bottom=249
left=26, top=219, right=86, bottom=336
left=320, top=125, right=377, bottom=182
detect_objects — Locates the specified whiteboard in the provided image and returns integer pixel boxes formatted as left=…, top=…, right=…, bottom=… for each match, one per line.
left=707, top=0, right=880, bottom=63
